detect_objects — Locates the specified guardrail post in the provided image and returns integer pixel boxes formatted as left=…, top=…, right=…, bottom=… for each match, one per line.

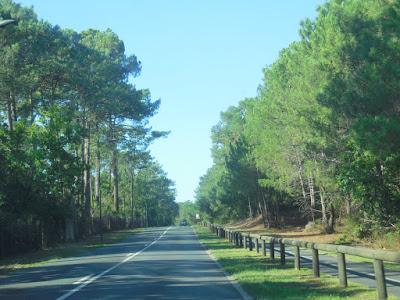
left=312, top=248, right=320, bottom=277
left=294, top=246, right=300, bottom=270
left=373, top=259, right=387, bottom=300
left=249, top=236, right=253, bottom=251
left=256, top=238, right=259, bottom=253
left=280, top=240, right=285, bottom=264
left=240, top=233, right=243, bottom=247
left=337, top=253, right=347, bottom=287
left=262, top=239, right=266, bottom=256
left=270, top=241, right=275, bottom=260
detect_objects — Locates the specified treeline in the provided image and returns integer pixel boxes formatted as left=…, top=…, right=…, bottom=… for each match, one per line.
left=196, top=0, right=400, bottom=235
left=0, top=0, right=177, bottom=257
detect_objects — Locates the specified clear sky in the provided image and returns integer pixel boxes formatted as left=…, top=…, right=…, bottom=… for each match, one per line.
left=18, top=0, right=325, bottom=202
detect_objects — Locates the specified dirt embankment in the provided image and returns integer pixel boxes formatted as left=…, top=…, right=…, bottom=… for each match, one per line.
left=226, top=215, right=341, bottom=245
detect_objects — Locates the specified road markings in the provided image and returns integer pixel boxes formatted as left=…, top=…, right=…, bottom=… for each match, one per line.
left=73, top=274, right=93, bottom=285
left=56, top=227, right=171, bottom=300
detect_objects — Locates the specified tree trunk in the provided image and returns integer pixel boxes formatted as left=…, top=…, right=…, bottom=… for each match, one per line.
left=6, top=92, right=13, bottom=131
left=262, top=197, right=270, bottom=228
left=130, top=171, right=134, bottom=228
left=248, top=196, right=253, bottom=218
left=95, top=137, right=101, bottom=206
left=83, top=120, right=91, bottom=235
left=326, top=203, right=335, bottom=234
left=29, top=91, right=35, bottom=125
left=320, top=187, right=327, bottom=225
left=308, top=175, right=315, bottom=222
left=296, top=154, right=308, bottom=207
left=95, top=135, right=102, bottom=239
left=65, top=215, right=75, bottom=241
left=112, top=148, right=119, bottom=212
left=345, top=197, right=351, bottom=216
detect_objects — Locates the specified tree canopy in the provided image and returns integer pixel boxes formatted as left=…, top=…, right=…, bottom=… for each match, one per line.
left=196, top=0, right=400, bottom=234
left=0, top=0, right=177, bottom=257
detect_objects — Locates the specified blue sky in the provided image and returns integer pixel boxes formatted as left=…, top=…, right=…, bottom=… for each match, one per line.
left=18, top=0, right=325, bottom=202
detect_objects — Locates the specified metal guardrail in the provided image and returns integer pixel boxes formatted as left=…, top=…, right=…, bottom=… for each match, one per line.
left=204, top=222, right=400, bottom=300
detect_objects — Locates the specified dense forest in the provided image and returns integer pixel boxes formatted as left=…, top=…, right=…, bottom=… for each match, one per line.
left=0, top=0, right=178, bottom=257
left=196, top=0, right=400, bottom=240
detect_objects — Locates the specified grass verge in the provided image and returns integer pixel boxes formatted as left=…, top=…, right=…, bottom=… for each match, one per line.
left=194, top=225, right=399, bottom=300
left=0, top=228, right=142, bottom=274
left=316, top=251, right=400, bottom=272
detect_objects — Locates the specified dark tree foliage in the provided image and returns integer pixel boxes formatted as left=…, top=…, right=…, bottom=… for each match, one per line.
left=196, top=0, right=400, bottom=233
left=0, top=0, right=177, bottom=257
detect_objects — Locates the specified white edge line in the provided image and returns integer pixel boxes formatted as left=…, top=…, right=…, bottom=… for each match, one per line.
left=193, top=228, right=253, bottom=300
left=56, top=226, right=171, bottom=300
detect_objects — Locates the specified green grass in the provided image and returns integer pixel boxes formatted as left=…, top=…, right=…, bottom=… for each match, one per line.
left=0, top=228, right=142, bottom=274
left=194, top=226, right=399, bottom=300
left=316, top=250, right=400, bottom=272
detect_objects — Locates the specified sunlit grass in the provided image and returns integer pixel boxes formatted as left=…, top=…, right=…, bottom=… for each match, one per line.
left=194, top=226, right=399, bottom=300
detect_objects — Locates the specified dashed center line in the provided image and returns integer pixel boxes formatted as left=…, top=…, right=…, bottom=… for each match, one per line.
left=56, top=227, right=170, bottom=300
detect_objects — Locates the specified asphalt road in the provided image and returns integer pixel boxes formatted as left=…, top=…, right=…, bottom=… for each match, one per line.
left=0, top=226, right=246, bottom=300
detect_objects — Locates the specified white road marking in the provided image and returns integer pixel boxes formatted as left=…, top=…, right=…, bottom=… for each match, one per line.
left=56, top=227, right=171, bottom=300
left=73, top=274, right=93, bottom=285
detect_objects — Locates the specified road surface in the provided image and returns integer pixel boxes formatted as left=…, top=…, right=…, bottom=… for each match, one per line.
left=0, top=227, right=247, bottom=300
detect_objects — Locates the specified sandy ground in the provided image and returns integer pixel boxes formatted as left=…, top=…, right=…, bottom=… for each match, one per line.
left=227, top=215, right=344, bottom=245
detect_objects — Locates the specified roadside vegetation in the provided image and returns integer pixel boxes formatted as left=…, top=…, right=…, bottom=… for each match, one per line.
left=195, top=0, right=400, bottom=249
left=195, top=226, right=399, bottom=300
left=0, top=228, right=142, bottom=274
left=176, top=201, right=197, bottom=225
left=0, top=0, right=178, bottom=259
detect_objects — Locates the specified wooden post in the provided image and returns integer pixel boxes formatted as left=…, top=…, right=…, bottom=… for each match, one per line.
left=256, top=238, right=260, bottom=253
left=262, top=239, right=266, bottom=256
left=270, top=241, right=275, bottom=260
left=239, top=234, right=243, bottom=247
left=294, top=246, right=300, bottom=270
left=373, top=259, right=387, bottom=300
left=337, top=252, right=347, bottom=287
left=312, top=248, right=320, bottom=277
left=280, top=241, right=285, bottom=264
left=244, top=236, right=247, bottom=249
left=249, top=236, right=253, bottom=251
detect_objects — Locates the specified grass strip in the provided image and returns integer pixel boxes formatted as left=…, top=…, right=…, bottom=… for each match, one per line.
left=194, top=225, right=399, bottom=300
left=0, top=228, right=143, bottom=274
